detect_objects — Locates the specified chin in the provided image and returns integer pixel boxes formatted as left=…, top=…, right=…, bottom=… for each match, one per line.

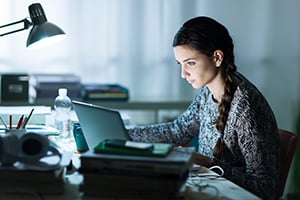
left=191, top=83, right=204, bottom=89
left=192, top=85, right=202, bottom=89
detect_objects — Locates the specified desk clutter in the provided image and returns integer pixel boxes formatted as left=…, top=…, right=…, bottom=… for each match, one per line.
left=0, top=131, right=72, bottom=195
left=0, top=164, right=66, bottom=194
left=0, top=135, right=261, bottom=200
left=78, top=142, right=194, bottom=199
left=0, top=73, right=129, bottom=104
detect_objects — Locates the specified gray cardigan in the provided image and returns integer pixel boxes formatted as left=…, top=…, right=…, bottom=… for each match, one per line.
left=128, top=73, right=280, bottom=200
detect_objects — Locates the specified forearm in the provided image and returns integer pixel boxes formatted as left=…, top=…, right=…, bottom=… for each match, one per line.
left=192, top=152, right=213, bottom=167
left=128, top=120, right=197, bottom=145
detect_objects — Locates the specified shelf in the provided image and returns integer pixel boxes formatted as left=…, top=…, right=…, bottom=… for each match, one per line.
left=0, top=99, right=191, bottom=124
left=0, top=99, right=191, bottom=110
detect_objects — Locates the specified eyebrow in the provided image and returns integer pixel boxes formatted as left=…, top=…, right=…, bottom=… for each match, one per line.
left=180, top=58, right=195, bottom=63
left=176, top=57, right=195, bottom=64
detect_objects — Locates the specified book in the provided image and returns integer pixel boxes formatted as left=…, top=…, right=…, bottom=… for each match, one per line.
left=81, top=83, right=129, bottom=101
left=82, top=171, right=187, bottom=191
left=80, top=172, right=186, bottom=199
left=79, top=148, right=194, bottom=177
left=94, top=140, right=173, bottom=157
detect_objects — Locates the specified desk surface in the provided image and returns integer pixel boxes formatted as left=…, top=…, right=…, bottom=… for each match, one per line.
left=0, top=98, right=191, bottom=110
left=0, top=164, right=261, bottom=200
left=0, top=102, right=260, bottom=200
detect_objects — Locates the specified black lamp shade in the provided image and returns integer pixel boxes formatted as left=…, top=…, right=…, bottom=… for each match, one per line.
left=26, top=3, right=65, bottom=49
left=26, top=22, right=65, bottom=49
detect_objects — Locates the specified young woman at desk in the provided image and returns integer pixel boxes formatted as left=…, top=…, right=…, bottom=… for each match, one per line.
left=127, top=16, right=279, bottom=200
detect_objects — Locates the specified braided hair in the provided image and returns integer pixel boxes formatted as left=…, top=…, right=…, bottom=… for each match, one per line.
left=173, top=16, right=237, bottom=160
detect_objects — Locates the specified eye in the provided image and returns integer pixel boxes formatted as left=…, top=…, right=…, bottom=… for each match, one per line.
left=187, top=61, right=196, bottom=66
left=176, top=61, right=182, bottom=68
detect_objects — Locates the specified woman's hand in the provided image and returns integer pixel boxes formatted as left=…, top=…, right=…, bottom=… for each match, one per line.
left=193, top=152, right=212, bottom=167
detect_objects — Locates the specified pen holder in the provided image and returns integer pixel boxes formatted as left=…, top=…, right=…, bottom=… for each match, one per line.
left=5, top=128, right=27, bottom=138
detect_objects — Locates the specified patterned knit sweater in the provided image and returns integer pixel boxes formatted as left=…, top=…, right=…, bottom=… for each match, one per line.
left=128, top=73, right=280, bottom=200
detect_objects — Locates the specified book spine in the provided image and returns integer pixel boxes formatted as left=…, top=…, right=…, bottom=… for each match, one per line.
left=88, top=93, right=128, bottom=99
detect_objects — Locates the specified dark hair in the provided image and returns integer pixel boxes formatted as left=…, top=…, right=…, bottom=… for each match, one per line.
left=173, top=16, right=237, bottom=160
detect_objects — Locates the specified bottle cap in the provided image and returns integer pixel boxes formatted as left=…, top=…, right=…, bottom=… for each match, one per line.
left=58, top=88, right=67, bottom=96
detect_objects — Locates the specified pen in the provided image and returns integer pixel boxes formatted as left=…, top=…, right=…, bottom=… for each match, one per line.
left=0, top=116, right=8, bottom=129
left=22, top=108, right=34, bottom=128
left=9, top=115, right=12, bottom=129
left=16, top=115, right=24, bottom=129
left=21, top=117, right=28, bottom=128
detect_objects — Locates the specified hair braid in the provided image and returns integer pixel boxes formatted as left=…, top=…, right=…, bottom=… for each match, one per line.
left=213, top=62, right=237, bottom=160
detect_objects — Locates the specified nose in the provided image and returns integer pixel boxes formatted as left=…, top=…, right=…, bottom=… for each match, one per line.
left=181, top=66, right=189, bottom=79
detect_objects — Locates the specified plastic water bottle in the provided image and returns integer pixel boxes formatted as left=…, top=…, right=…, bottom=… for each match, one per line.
left=54, top=88, right=72, bottom=142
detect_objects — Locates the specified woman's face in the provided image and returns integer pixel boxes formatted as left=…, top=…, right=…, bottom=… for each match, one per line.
left=173, top=45, right=220, bottom=89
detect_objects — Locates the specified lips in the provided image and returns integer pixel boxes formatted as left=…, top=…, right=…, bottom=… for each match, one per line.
left=187, top=79, right=195, bottom=84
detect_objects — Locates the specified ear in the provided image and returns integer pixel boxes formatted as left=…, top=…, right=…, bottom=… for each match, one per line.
left=213, top=50, right=224, bottom=67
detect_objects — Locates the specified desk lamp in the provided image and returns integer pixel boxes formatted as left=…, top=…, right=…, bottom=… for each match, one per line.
left=0, top=3, right=65, bottom=49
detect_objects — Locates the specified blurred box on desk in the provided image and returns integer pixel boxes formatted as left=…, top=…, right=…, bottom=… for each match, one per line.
left=0, top=73, right=29, bottom=102
left=30, top=73, right=81, bottom=102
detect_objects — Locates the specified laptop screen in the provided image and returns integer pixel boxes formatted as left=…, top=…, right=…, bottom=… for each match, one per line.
left=72, top=101, right=129, bottom=149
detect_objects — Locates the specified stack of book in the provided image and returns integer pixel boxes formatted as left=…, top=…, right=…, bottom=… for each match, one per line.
left=0, top=165, right=66, bottom=194
left=81, top=83, right=129, bottom=101
left=31, top=73, right=82, bottom=102
left=79, top=144, right=194, bottom=199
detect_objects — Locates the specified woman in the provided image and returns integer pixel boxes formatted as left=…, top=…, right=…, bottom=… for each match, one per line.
left=128, top=16, right=280, bottom=200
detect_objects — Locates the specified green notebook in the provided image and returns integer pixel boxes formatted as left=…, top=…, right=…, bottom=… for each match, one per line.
left=94, top=140, right=173, bottom=157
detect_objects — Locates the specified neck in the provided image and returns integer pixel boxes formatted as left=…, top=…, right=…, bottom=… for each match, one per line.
left=207, top=73, right=225, bottom=103
left=210, top=74, right=241, bottom=103
left=211, top=92, right=223, bottom=103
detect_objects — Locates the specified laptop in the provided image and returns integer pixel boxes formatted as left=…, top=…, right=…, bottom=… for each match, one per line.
left=72, top=100, right=129, bottom=150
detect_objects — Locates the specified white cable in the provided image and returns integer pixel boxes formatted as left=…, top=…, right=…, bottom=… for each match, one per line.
left=208, top=165, right=224, bottom=177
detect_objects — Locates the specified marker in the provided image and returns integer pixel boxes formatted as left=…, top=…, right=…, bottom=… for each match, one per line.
left=16, top=115, right=24, bottom=129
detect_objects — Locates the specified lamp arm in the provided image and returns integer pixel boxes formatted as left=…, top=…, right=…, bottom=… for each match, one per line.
left=0, top=18, right=32, bottom=37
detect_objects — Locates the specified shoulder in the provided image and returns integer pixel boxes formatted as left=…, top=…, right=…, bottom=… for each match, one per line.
left=229, top=73, right=277, bottom=129
left=232, top=73, right=272, bottom=112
